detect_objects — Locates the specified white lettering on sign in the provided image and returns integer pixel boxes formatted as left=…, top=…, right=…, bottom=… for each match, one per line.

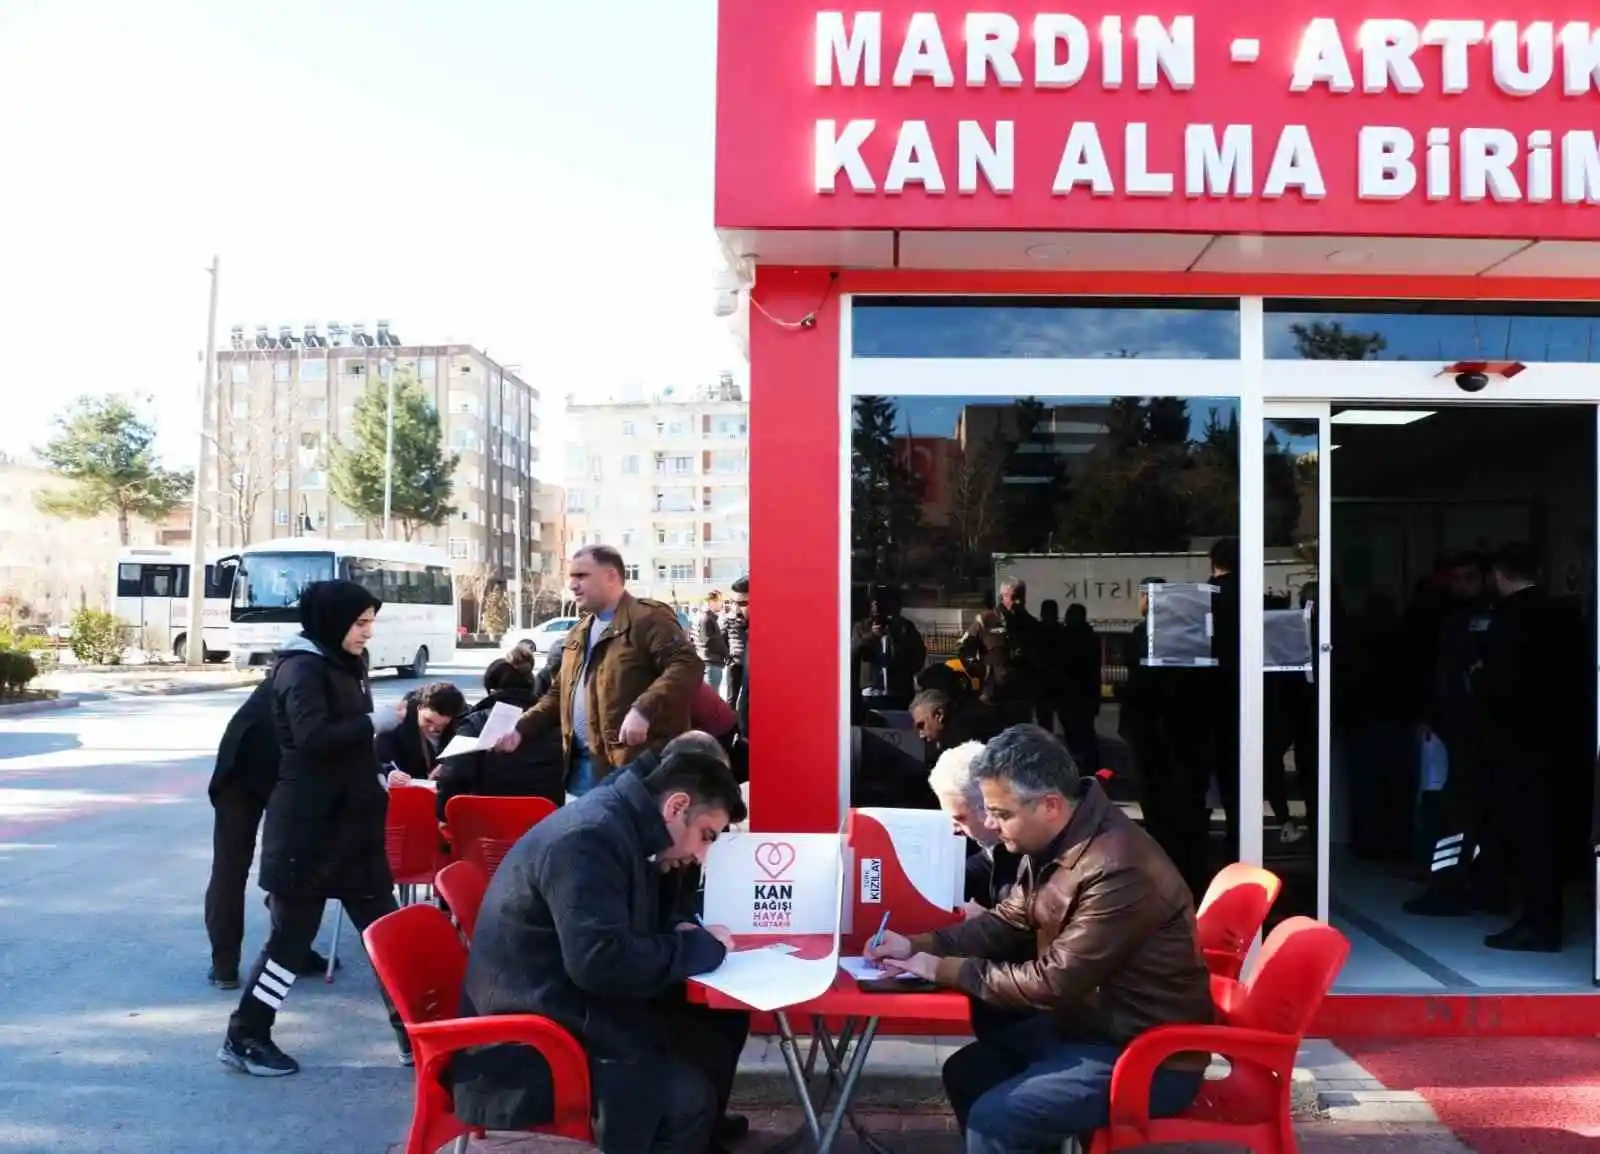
left=812, top=10, right=1194, bottom=91
left=817, top=118, right=1015, bottom=194
left=809, top=13, right=1600, bottom=206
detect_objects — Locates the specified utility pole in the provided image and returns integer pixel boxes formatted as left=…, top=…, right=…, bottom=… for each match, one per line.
left=513, top=485, right=524, bottom=627
left=184, top=256, right=220, bottom=668
left=382, top=354, right=396, bottom=538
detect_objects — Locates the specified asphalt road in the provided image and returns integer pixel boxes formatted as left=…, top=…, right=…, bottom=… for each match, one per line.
left=0, top=654, right=498, bottom=1154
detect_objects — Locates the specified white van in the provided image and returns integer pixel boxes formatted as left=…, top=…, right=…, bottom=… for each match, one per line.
left=228, top=537, right=457, bottom=676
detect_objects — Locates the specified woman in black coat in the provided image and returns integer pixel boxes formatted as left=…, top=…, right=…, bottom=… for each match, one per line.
left=220, top=579, right=406, bottom=1079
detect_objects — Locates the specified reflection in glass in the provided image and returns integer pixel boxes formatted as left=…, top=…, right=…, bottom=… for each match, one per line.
left=1262, top=418, right=1321, bottom=926
left=1265, top=300, right=1600, bottom=363
left=849, top=392, right=1243, bottom=905
left=853, top=297, right=1241, bottom=360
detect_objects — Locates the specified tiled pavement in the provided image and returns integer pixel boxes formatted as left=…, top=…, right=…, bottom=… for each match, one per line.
left=388, top=1036, right=1477, bottom=1153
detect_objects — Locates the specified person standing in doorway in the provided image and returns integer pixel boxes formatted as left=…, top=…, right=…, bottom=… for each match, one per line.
left=1206, top=537, right=1242, bottom=863
left=218, top=580, right=405, bottom=1077
left=494, top=546, right=703, bottom=797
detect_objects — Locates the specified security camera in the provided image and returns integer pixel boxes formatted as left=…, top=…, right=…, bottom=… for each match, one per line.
left=712, top=289, right=741, bottom=319
left=1455, top=371, right=1489, bottom=393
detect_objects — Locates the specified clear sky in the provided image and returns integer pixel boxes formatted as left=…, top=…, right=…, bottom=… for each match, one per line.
left=0, top=0, right=740, bottom=472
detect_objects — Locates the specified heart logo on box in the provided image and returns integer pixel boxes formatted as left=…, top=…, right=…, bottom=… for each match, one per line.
left=755, top=841, right=797, bottom=880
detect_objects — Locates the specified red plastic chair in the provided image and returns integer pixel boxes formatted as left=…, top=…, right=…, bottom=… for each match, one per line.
left=1087, top=916, right=1351, bottom=1154
left=443, top=795, right=556, bottom=880
left=389, top=785, right=447, bottom=905
left=364, top=903, right=594, bottom=1154
left=435, top=859, right=489, bottom=942
left=1196, top=862, right=1283, bottom=981
left=323, top=784, right=447, bottom=981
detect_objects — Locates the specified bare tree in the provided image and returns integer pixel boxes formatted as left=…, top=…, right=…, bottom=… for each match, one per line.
left=206, top=384, right=318, bottom=545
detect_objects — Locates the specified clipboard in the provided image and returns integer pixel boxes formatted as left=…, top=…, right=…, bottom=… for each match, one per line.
left=857, top=975, right=940, bottom=994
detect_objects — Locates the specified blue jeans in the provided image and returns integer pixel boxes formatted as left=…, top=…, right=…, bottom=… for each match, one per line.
left=943, top=1016, right=1204, bottom=1154
left=569, top=754, right=598, bottom=798
left=705, top=665, right=724, bottom=692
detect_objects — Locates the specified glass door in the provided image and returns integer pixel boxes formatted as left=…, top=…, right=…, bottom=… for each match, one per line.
left=1261, top=403, right=1331, bottom=926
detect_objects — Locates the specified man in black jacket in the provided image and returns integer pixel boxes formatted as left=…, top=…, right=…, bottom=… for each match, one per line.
left=204, top=678, right=334, bottom=989
left=452, top=752, right=747, bottom=1154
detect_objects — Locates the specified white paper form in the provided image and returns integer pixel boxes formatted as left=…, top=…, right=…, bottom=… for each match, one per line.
left=854, top=808, right=965, bottom=911
left=838, top=956, right=916, bottom=982
left=436, top=702, right=523, bottom=760
left=694, top=829, right=847, bottom=1012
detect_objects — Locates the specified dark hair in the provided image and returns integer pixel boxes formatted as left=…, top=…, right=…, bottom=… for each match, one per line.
left=1065, top=602, right=1089, bottom=625
left=1039, top=598, right=1060, bottom=623
left=645, top=751, right=747, bottom=823
left=508, top=640, right=539, bottom=670
left=1210, top=537, right=1240, bottom=572
left=416, top=682, right=467, bottom=717
left=573, top=545, right=627, bottom=580
left=730, top=575, right=749, bottom=595
left=484, top=658, right=534, bottom=694
left=915, top=662, right=968, bottom=697
left=970, top=724, right=1081, bottom=800
left=1491, top=542, right=1540, bottom=583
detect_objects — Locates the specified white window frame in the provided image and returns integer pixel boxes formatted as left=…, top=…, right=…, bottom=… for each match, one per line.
left=843, top=290, right=1600, bottom=951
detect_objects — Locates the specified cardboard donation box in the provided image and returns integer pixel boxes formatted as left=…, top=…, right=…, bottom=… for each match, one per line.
left=696, top=832, right=845, bottom=1011
left=845, top=808, right=964, bottom=954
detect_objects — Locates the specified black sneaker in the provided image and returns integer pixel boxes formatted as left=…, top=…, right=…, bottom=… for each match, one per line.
left=218, top=1034, right=300, bottom=1077
left=294, top=951, right=340, bottom=977
left=208, top=965, right=241, bottom=991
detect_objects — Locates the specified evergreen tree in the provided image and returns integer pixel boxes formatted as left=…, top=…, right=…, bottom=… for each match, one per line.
left=329, top=371, right=460, bottom=539
left=850, top=396, right=921, bottom=586
left=34, top=394, right=191, bottom=545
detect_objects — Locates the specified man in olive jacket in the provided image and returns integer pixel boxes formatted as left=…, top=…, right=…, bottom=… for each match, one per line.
left=868, top=725, right=1213, bottom=1154
left=495, top=545, right=703, bottom=797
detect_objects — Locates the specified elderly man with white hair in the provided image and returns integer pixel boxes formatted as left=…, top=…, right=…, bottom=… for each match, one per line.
left=929, top=741, right=1030, bottom=1042
left=929, top=742, right=1023, bottom=918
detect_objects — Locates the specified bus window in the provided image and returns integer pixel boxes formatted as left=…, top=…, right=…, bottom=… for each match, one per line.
left=427, top=566, right=453, bottom=605
left=142, top=565, right=179, bottom=599
left=117, top=564, right=143, bottom=598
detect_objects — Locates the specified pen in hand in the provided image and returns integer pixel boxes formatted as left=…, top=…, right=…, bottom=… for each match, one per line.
left=872, top=912, right=890, bottom=949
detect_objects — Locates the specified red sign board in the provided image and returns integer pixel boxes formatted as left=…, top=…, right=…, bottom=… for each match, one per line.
left=715, top=1, right=1600, bottom=238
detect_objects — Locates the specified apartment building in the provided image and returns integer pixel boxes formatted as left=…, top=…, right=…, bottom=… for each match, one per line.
left=563, top=376, right=749, bottom=605
left=211, top=322, right=541, bottom=590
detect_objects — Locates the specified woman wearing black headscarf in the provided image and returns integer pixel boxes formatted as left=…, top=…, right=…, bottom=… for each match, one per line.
left=220, top=579, right=405, bottom=1078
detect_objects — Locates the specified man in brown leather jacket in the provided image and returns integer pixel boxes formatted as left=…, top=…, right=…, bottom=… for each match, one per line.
left=494, top=545, right=703, bottom=796
left=868, top=724, right=1213, bottom=1154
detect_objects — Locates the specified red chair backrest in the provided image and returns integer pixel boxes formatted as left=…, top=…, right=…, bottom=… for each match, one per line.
left=444, top=795, right=557, bottom=879
left=363, top=904, right=468, bottom=1026
left=435, top=859, right=489, bottom=942
left=386, top=786, right=443, bottom=882
left=1226, top=916, right=1350, bottom=1037
left=1196, top=862, right=1282, bottom=980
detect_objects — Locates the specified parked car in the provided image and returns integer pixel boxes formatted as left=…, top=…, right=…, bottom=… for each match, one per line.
left=501, top=616, right=579, bottom=656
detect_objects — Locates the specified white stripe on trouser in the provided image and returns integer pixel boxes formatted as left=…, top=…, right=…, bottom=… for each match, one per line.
left=252, top=962, right=297, bottom=1009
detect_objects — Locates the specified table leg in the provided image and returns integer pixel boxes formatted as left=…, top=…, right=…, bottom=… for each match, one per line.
left=815, top=1016, right=882, bottom=1154
left=771, top=1011, right=824, bottom=1150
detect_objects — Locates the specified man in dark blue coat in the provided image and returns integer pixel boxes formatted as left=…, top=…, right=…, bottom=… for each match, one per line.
left=451, top=751, right=747, bottom=1154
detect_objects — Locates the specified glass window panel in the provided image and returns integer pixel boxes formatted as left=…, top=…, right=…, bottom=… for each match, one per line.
left=852, top=298, right=1240, bottom=360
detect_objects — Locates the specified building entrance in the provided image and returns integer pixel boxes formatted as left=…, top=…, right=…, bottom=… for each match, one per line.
left=1262, top=402, right=1598, bottom=992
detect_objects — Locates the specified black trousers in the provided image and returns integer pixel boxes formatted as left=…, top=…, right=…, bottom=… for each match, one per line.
left=592, top=997, right=749, bottom=1154
left=228, top=891, right=402, bottom=1042
left=205, top=789, right=268, bottom=974
left=1130, top=730, right=1213, bottom=903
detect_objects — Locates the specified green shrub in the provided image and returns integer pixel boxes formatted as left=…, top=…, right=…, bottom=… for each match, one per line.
left=68, top=608, right=126, bottom=666
left=0, top=648, right=39, bottom=696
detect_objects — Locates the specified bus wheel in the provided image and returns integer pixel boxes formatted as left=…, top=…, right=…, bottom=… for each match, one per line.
left=400, top=646, right=428, bottom=679
left=174, top=633, right=188, bottom=663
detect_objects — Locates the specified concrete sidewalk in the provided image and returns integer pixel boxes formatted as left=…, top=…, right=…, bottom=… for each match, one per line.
left=387, top=1036, right=1474, bottom=1153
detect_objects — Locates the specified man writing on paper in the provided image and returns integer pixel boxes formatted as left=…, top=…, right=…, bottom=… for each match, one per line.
left=493, top=545, right=703, bottom=797
left=867, top=725, right=1213, bottom=1154
left=452, top=751, right=747, bottom=1154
